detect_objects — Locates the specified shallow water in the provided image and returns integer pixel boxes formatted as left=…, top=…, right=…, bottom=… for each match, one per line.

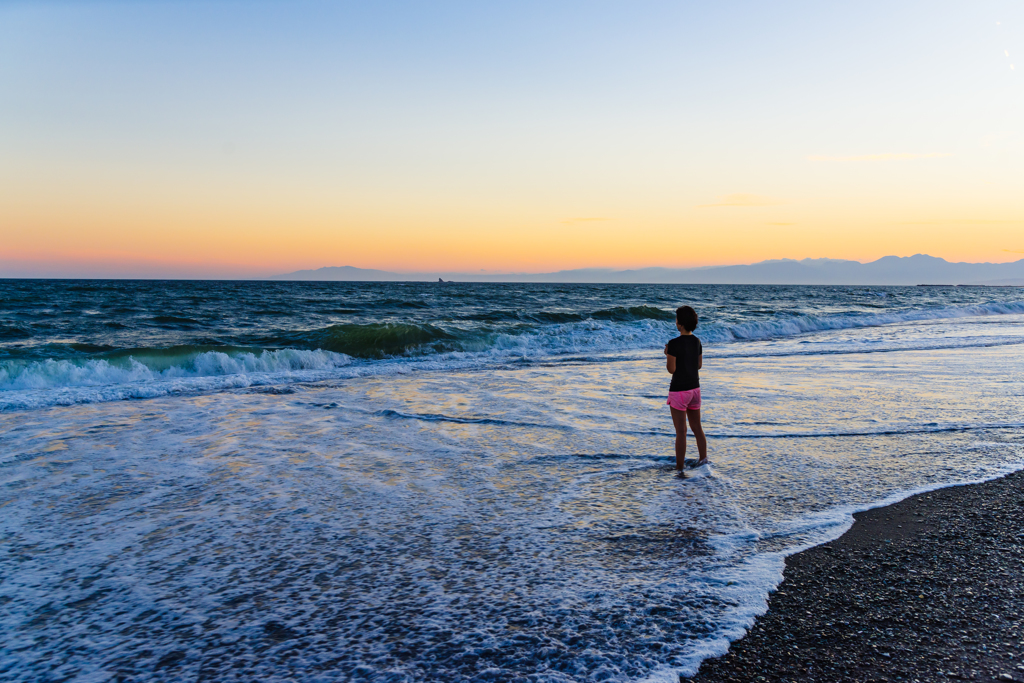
left=2, top=282, right=1024, bottom=681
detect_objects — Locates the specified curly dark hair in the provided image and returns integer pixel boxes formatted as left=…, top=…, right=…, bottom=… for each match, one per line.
left=676, top=306, right=698, bottom=332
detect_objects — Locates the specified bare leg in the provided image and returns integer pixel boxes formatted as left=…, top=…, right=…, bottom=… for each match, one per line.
left=687, top=409, right=708, bottom=463
left=670, top=406, right=688, bottom=470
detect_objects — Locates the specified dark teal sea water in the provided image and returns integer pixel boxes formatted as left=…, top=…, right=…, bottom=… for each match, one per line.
left=3, top=280, right=1024, bottom=409
left=2, top=280, right=1024, bottom=681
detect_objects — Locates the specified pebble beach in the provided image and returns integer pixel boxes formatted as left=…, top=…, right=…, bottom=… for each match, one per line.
left=689, top=469, right=1024, bottom=683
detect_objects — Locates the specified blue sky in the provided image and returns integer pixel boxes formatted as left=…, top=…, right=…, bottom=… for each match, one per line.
left=1, top=1, right=1022, bottom=276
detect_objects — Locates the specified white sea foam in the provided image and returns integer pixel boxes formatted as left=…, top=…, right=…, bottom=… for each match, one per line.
left=2, top=322, right=1024, bottom=682
left=0, top=349, right=352, bottom=409
left=467, top=299, right=1024, bottom=358
left=4, top=304, right=1024, bottom=411
left=0, top=348, right=352, bottom=391
left=699, top=299, right=1024, bottom=342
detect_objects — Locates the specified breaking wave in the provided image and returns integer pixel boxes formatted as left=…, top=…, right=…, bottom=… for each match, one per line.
left=698, top=300, right=1024, bottom=343
left=2, top=298, right=1023, bottom=410
left=0, top=348, right=351, bottom=392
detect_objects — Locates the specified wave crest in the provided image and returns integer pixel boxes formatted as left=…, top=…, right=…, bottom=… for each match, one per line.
left=700, top=300, right=1024, bottom=343
left=271, top=323, right=465, bottom=358
left=591, top=305, right=675, bottom=322
left=3, top=298, right=1023, bottom=410
left=0, top=348, right=352, bottom=392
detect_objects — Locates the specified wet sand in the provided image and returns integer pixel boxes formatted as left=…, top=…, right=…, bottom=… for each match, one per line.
left=689, top=469, right=1024, bottom=682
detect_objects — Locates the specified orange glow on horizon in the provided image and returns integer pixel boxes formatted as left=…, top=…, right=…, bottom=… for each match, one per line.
left=4, top=120, right=1023, bottom=277
left=4, top=199, right=1024, bottom=278
left=4, top=170, right=1024, bottom=277
left=4, top=2, right=1023, bottom=279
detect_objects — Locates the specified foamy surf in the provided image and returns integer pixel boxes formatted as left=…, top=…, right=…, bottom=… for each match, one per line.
left=2, top=281, right=1024, bottom=681
left=2, top=285, right=1023, bottom=411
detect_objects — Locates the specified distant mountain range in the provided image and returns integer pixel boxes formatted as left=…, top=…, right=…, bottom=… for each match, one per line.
left=272, top=255, right=1024, bottom=286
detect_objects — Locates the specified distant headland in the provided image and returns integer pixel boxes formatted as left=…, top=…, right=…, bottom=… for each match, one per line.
left=272, top=255, right=1024, bottom=286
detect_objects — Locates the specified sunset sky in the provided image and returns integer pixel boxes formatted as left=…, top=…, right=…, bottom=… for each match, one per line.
left=2, top=0, right=1022, bottom=278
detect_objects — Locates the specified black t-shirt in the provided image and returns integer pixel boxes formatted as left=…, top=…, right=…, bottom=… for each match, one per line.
left=666, top=334, right=702, bottom=392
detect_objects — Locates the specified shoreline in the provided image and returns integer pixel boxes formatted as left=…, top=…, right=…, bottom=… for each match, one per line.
left=689, top=469, right=1024, bottom=682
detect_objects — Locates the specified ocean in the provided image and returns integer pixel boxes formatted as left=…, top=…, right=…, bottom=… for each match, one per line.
left=2, top=280, right=1024, bottom=682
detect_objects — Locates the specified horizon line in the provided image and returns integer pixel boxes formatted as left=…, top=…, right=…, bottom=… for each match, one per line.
left=5, top=253, right=1024, bottom=282
left=276, top=253, right=1024, bottom=277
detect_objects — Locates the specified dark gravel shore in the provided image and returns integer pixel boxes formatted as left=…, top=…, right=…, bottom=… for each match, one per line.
left=688, top=469, right=1024, bottom=683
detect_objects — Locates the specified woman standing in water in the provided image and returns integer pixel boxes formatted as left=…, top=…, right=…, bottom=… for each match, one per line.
left=664, top=305, right=707, bottom=470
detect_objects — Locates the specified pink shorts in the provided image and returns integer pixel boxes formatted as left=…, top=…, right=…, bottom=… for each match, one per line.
left=666, top=387, right=701, bottom=411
